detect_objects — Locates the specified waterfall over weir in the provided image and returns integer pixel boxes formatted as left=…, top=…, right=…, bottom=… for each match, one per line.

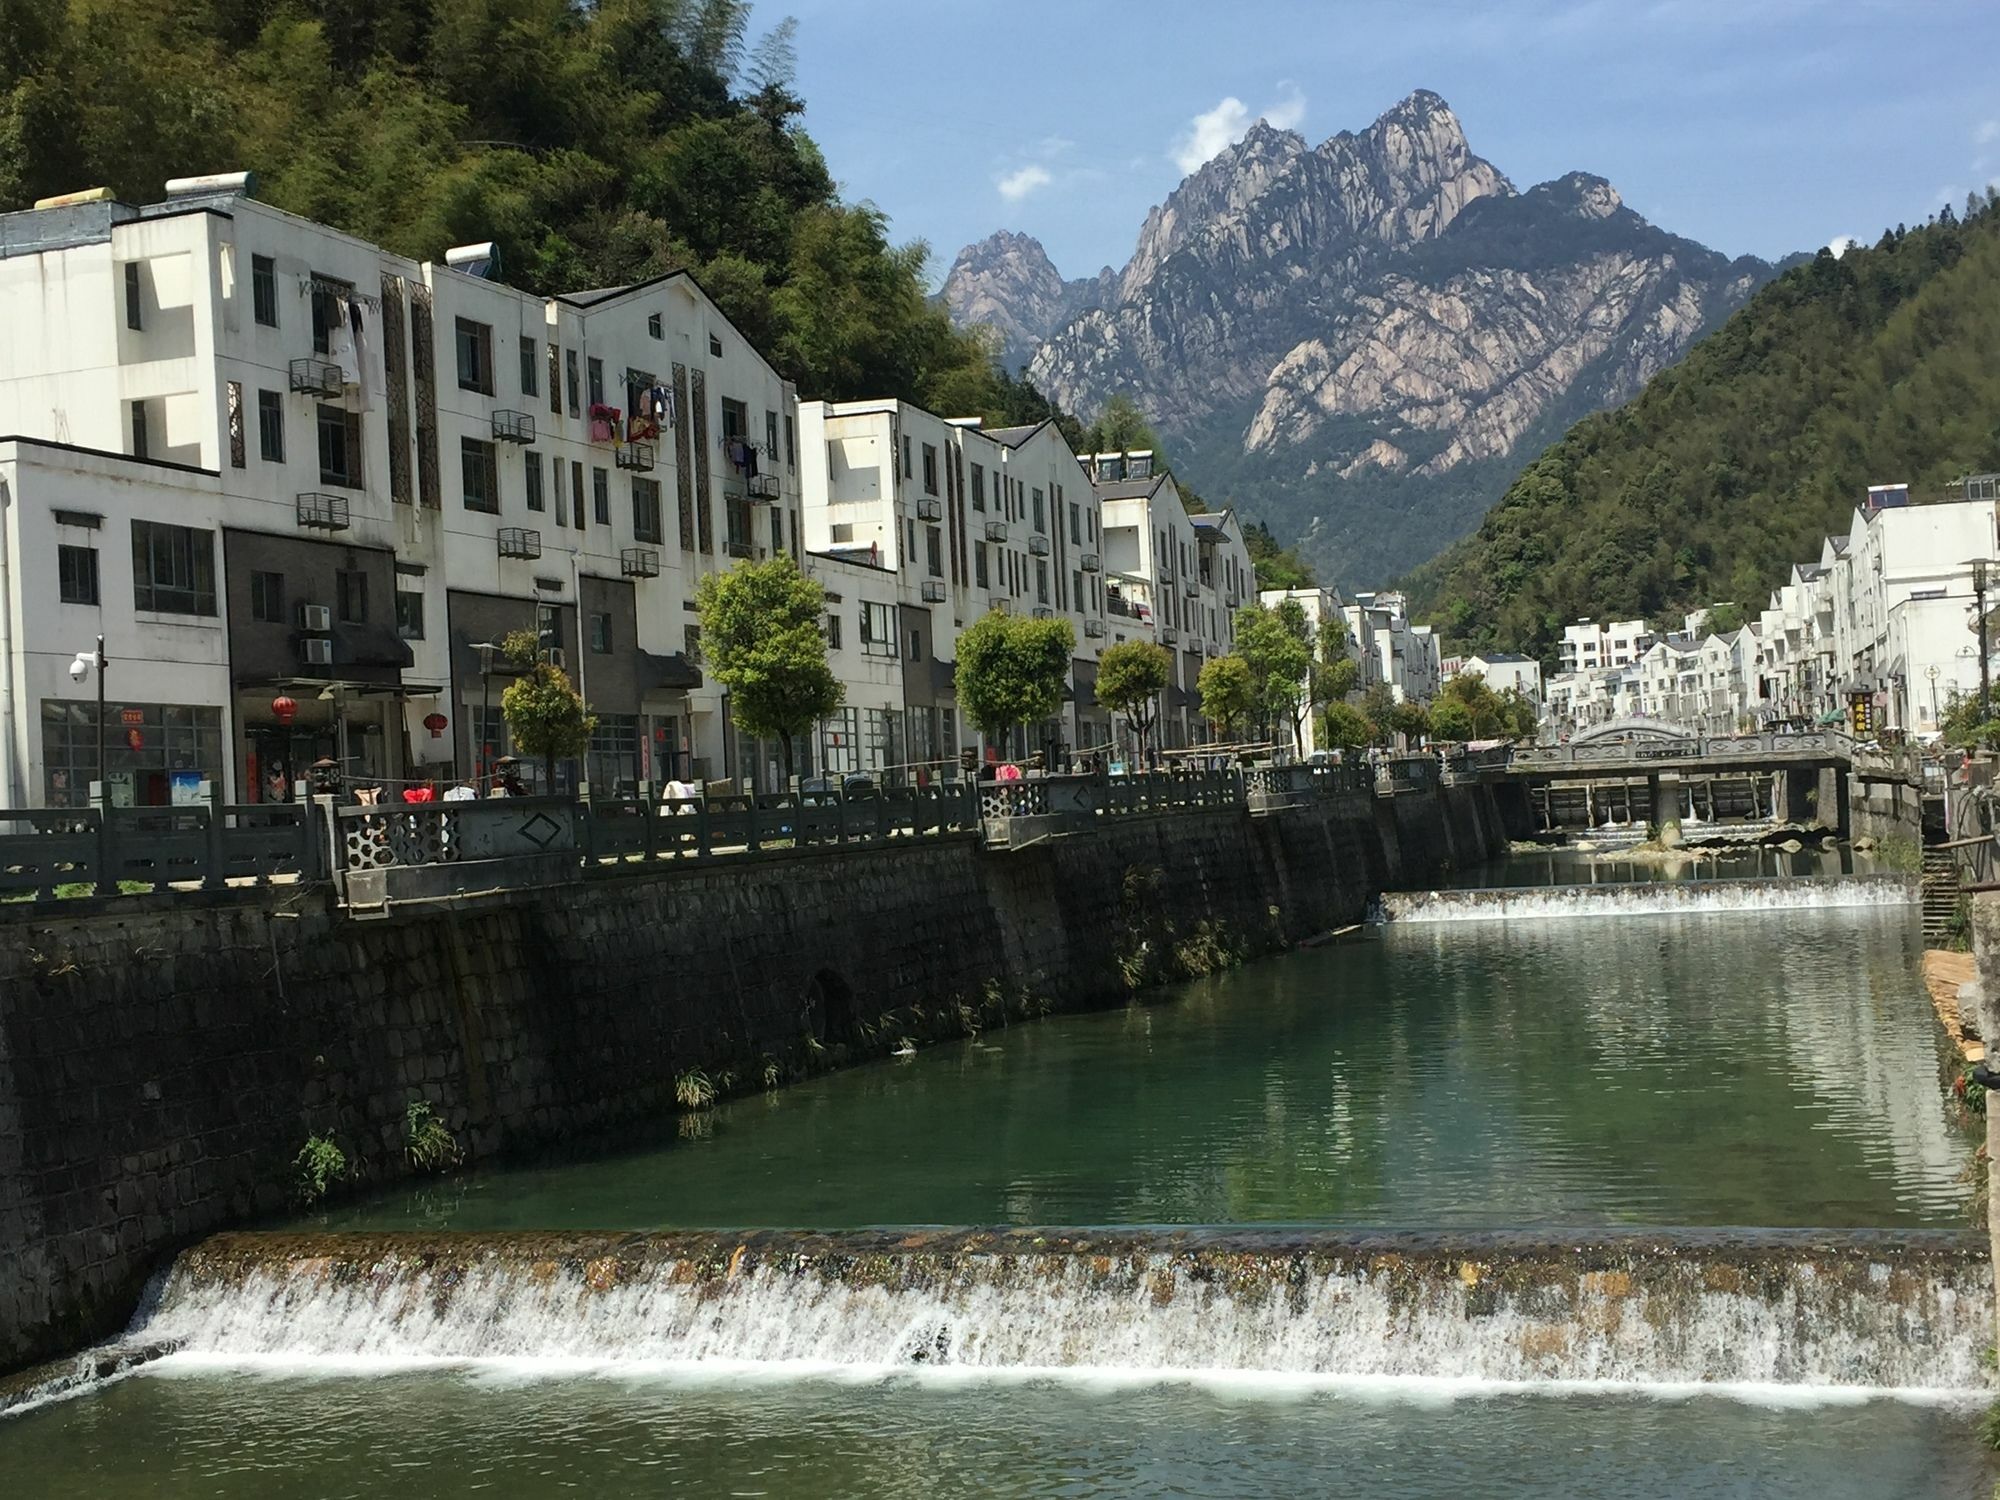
left=96, top=1228, right=1991, bottom=1396
left=1383, top=875, right=1917, bottom=924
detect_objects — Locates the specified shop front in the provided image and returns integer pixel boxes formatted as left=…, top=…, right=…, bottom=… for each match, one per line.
left=38, top=698, right=227, bottom=808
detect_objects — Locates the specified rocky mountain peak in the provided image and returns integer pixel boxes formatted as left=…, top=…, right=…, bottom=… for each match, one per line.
left=939, top=230, right=1113, bottom=371
left=1530, top=171, right=1625, bottom=221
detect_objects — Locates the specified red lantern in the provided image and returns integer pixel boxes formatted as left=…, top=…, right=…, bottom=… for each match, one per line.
left=422, top=712, right=447, bottom=739
left=271, top=695, right=298, bottom=725
left=126, top=728, right=144, bottom=752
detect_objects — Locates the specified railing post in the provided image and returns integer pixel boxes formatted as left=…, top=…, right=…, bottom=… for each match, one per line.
left=834, top=792, right=848, bottom=845
left=90, top=783, right=115, bottom=897
left=876, top=789, right=891, bottom=840
left=642, top=796, right=660, bottom=862
left=696, top=798, right=712, bottom=860
left=745, top=795, right=760, bottom=854
left=202, top=780, right=227, bottom=891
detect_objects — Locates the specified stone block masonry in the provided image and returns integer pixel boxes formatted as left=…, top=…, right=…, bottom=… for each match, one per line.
left=0, top=783, right=1503, bottom=1371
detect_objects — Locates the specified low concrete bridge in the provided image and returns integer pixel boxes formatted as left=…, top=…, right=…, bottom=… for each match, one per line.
left=1501, top=723, right=1867, bottom=834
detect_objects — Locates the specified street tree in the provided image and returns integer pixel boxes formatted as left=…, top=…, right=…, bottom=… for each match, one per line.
left=500, top=631, right=596, bottom=791
left=1096, top=639, right=1171, bottom=763
left=1197, top=653, right=1255, bottom=741
left=955, top=610, right=1076, bottom=753
left=1320, top=699, right=1372, bottom=753
left=695, top=555, right=843, bottom=784
left=1234, top=599, right=1314, bottom=752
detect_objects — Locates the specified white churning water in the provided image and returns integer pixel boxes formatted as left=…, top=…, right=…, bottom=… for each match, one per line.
left=113, top=1231, right=1991, bottom=1397
left=1382, top=875, right=1918, bottom=924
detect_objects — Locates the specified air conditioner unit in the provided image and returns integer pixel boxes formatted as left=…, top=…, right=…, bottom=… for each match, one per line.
left=547, top=647, right=566, bottom=670
left=299, top=637, right=334, bottom=665
left=915, top=497, right=942, bottom=522
left=298, top=603, right=331, bottom=632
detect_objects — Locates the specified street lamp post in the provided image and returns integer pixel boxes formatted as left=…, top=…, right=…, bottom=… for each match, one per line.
left=68, top=636, right=111, bottom=895
left=1927, top=664, right=1941, bottom=730
left=1968, top=558, right=1993, bottom=724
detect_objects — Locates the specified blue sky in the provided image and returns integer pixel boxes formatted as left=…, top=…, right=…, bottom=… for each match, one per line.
left=782, top=0, right=2000, bottom=283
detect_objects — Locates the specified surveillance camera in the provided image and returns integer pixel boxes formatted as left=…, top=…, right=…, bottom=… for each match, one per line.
left=68, top=656, right=89, bottom=682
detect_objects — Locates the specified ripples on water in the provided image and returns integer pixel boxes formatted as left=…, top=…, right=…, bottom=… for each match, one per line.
left=0, top=1367, right=1982, bottom=1500
left=322, top=902, right=1968, bottom=1232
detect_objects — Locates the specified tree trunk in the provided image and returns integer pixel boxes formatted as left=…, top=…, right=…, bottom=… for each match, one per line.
left=779, top=731, right=794, bottom=790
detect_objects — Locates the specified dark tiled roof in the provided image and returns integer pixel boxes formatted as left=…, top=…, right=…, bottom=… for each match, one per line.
left=1093, top=477, right=1164, bottom=500
left=985, top=422, right=1047, bottom=448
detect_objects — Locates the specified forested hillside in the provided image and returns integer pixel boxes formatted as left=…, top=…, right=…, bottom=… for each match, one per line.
left=1407, top=198, right=2000, bottom=658
left=0, top=0, right=1051, bottom=421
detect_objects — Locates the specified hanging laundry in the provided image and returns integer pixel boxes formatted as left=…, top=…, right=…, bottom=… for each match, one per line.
left=349, top=300, right=381, bottom=413
left=742, top=444, right=758, bottom=478
left=327, top=295, right=362, bottom=389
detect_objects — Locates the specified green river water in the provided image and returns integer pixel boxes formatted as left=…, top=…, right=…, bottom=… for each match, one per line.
left=0, top=854, right=1988, bottom=1497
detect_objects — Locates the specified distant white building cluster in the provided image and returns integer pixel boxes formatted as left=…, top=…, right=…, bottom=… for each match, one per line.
left=1543, top=482, right=2000, bottom=738
left=1255, top=585, right=1445, bottom=758
left=0, top=176, right=1282, bottom=809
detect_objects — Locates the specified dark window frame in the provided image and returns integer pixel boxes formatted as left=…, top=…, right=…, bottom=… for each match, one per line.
left=316, top=403, right=363, bottom=489
left=249, top=570, right=285, bottom=623
left=130, top=519, right=216, bottom=617
left=257, top=389, right=284, bottom=462
left=251, top=253, right=278, bottom=327
left=460, top=436, right=501, bottom=513
left=455, top=317, right=494, bottom=394
left=58, top=544, right=99, bottom=606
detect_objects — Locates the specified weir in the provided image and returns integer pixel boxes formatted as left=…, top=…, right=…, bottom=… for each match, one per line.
left=1382, top=874, right=1918, bottom=923
left=52, top=1227, right=1990, bottom=1396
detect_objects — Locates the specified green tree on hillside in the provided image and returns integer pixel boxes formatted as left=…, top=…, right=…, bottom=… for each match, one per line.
left=1408, top=197, right=2000, bottom=654
left=1234, top=600, right=1315, bottom=752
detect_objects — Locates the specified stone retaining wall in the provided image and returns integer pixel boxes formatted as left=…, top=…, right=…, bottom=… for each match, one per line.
left=0, top=783, right=1502, bottom=1370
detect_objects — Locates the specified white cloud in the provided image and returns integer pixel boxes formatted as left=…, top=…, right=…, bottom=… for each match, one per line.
left=1977, top=120, right=2000, bottom=146
left=1170, top=86, right=1308, bottom=175
left=1826, top=235, right=1858, bottom=259
left=995, top=164, right=1052, bottom=202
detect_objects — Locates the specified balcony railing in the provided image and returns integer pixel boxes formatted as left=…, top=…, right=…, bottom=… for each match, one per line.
left=1159, top=626, right=1178, bottom=644
left=921, top=579, right=948, bottom=603
left=620, top=547, right=660, bottom=579
left=984, top=521, right=1008, bottom=542
left=1084, top=618, right=1106, bottom=638
left=748, top=473, right=780, bottom=501
left=289, top=357, right=343, bottom=397
left=1079, top=552, right=1101, bottom=572
left=492, top=410, right=536, bottom=445
left=915, top=497, right=942, bottom=522
left=497, top=527, right=542, bottom=560
left=1027, top=534, right=1051, bottom=556
left=295, top=491, right=350, bottom=532
left=614, top=442, right=655, bottom=473
left=726, top=538, right=755, bottom=560
left=1032, top=605, right=1054, bottom=619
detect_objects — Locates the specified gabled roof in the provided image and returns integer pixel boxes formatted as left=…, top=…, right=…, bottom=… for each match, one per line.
left=985, top=421, right=1049, bottom=448
left=1093, top=476, right=1167, bottom=501
left=1473, top=651, right=1534, bottom=663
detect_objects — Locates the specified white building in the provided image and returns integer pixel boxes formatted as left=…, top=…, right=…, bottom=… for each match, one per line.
left=1557, top=618, right=1651, bottom=675
left=0, top=175, right=803, bottom=804
left=1352, top=590, right=1440, bottom=706
left=1450, top=651, right=1544, bottom=707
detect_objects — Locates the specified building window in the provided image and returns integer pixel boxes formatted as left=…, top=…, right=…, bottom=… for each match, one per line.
left=971, top=464, right=985, bottom=510
left=525, top=450, right=545, bottom=511
left=784, top=413, right=796, bottom=471
left=632, top=476, right=662, bottom=543
left=589, top=612, right=612, bottom=654
left=684, top=623, right=701, bottom=657
left=249, top=570, right=284, bottom=623
left=765, top=409, right=780, bottom=468
left=975, top=544, right=989, bottom=590
left=587, top=356, right=604, bottom=408
left=258, top=389, right=284, bottom=462
left=517, top=335, right=538, bottom=396
left=908, top=628, right=922, bottom=662
left=708, top=333, right=723, bottom=357
left=310, top=277, right=346, bottom=354
left=770, top=505, right=784, bottom=555
left=648, top=312, right=663, bottom=339
left=565, top=348, right=580, bottom=417
left=901, top=435, right=912, bottom=480
left=926, top=526, right=943, bottom=577
left=1032, top=488, right=1045, bottom=532
left=396, top=587, right=425, bottom=640
left=571, top=460, right=585, bottom=528
left=317, top=403, right=362, bottom=488
left=921, top=443, right=938, bottom=495
left=130, top=400, right=149, bottom=460
left=455, top=318, right=494, bottom=393
left=336, top=569, right=368, bottom=624
left=130, top=520, right=216, bottom=616
left=461, top=437, right=500, bottom=512
left=252, top=254, right=277, bottom=327
left=1070, top=502, right=1081, bottom=545
left=593, top=466, right=611, bottom=526
left=1036, top=560, right=1049, bottom=604
left=547, top=343, right=560, bottom=415
left=58, top=545, right=99, bottom=605
left=826, top=613, right=842, bottom=650
left=123, top=262, right=142, bottom=330
left=860, top=601, right=895, bottom=658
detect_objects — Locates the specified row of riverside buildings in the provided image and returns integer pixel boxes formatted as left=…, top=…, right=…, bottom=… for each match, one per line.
left=1543, top=481, right=2000, bottom=737
left=0, top=177, right=1449, bottom=809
